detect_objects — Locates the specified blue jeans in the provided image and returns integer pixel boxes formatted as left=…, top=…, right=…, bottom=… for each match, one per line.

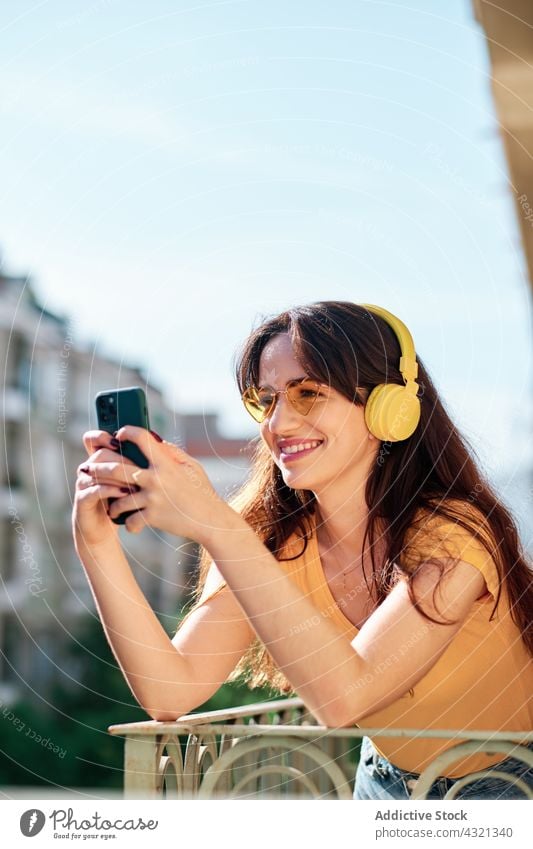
left=353, top=736, right=533, bottom=800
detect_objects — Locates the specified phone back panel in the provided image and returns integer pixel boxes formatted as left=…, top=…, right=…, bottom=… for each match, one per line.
left=95, top=387, right=150, bottom=468
left=95, top=387, right=151, bottom=525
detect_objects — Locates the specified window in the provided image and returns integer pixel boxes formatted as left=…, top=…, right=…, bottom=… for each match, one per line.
left=0, top=517, right=17, bottom=583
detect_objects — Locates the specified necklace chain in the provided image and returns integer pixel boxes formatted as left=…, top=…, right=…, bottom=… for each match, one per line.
left=316, top=517, right=387, bottom=627
left=318, top=529, right=364, bottom=592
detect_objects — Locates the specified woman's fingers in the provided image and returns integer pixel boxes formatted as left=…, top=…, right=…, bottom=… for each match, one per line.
left=108, top=489, right=146, bottom=519
left=82, top=430, right=117, bottom=456
left=85, top=425, right=193, bottom=469
left=76, top=481, right=135, bottom=503
left=91, top=447, right=138, bottom=467
left=78, top=457, right=146, bottom=487
left=123, top=509, right=147, bottom=534
left=113, top=426, right=162, bottom=465
left=78, top=426, right=218, bottom=540
left=114, top=426, right=193, bottom=465
left=76, top=471, right=138, bottom=496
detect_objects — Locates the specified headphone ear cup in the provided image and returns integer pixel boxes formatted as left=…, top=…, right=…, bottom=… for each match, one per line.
left=365, top=384, right=421, bottom=442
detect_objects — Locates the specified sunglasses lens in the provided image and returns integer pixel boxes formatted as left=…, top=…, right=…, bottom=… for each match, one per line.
left=287, top=381, right=322, bottom=415
left=242, top=388, right=270, bottom=422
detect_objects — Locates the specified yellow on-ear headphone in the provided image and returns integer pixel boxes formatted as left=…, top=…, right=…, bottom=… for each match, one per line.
left=359, top=304, right=421, bottom=442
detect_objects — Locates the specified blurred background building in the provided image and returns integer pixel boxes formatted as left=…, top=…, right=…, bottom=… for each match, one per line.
left=0, top=269, right=252, bottom=707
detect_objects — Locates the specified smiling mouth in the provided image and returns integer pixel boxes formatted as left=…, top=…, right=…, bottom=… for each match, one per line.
left=279, top=440, right=324, bottom=460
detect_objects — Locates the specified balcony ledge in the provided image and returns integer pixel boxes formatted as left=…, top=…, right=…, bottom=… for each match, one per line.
left=108, top=697, right=533, bottom=800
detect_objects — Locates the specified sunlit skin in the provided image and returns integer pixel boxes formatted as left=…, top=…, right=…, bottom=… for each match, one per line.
left=257, top=332, right=380, bottom=557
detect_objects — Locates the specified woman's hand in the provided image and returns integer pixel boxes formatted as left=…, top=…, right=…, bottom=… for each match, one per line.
left=78, top=426, right=229, bottom=543
left=72, top=430, right=139, bottom=550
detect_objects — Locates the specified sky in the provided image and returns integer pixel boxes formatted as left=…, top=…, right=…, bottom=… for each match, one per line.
left=1, top=0, right=532, bottom=517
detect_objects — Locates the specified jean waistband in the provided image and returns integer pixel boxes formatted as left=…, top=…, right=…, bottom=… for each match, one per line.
left=367, top=736, right=533, bottom=785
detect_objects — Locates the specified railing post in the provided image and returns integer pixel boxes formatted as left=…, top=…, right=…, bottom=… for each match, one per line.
left=123, top=733, right=161, bottom=798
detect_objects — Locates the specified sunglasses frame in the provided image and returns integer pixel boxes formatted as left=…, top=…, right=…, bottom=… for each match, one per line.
left=241, top=377, right=329, bottom=423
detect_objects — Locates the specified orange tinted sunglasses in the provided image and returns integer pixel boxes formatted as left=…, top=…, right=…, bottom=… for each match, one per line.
left=241, top=378, right=328, bottom=423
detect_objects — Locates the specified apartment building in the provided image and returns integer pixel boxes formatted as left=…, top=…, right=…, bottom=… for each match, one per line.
left=0, top=270, right=252, bottom=706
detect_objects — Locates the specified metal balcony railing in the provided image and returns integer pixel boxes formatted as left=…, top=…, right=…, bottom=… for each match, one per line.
left=108, top=697, right=533, bottom=800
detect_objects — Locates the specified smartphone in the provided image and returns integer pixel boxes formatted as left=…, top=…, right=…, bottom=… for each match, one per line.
left=95, top=386, right=150, bottom=525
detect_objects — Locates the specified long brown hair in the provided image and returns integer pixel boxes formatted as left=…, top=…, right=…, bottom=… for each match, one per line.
left=185, top=301, right=533, bottom=693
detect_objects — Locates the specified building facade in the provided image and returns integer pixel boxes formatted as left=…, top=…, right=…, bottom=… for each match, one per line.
left=0, top=271, right=252, bottom=707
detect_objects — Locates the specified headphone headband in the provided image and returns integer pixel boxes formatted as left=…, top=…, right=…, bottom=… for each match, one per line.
left=360, top=303, right=419, bottom=385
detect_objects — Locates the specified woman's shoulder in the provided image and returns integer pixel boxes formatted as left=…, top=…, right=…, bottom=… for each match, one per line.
left=402, top=497, right=501, bottom=597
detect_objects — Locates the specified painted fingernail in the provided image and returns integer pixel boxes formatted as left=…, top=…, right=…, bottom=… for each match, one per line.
left=150, top=430, right=163, bottom=442
left=120, top=487, right=130, bottom=493
left=110, top=438, right=121, bottom=448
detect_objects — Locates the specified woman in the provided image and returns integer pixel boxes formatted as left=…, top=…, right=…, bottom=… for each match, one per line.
left=73, top=301, right=533, bottom=800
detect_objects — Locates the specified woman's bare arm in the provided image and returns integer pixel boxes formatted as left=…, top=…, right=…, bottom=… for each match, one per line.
left=200, top=507, right=486, bottom=727
left=76, top=537, right=254, bottom=720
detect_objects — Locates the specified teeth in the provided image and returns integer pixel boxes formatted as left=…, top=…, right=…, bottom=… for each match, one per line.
left=282, top=441, right=322, bottom=455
